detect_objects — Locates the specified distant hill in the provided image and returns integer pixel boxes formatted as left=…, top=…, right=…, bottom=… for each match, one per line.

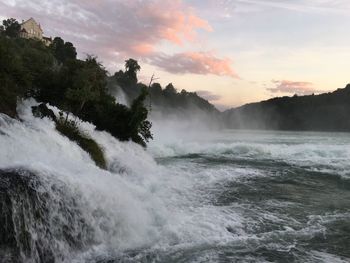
left=224, top=84, right=350, bottom=132
left=108, top=77, right=220, bottom=115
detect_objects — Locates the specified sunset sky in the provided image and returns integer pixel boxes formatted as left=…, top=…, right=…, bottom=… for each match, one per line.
left=1, top=0, right=350, bottom=110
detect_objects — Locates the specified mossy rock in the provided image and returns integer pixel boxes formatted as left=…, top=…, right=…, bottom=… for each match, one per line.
left=56, top=119, right=107, bottom=169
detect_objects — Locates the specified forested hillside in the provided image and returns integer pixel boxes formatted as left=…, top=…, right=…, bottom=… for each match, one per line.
left=224, top=84, right=350, bottom=131
left=109, top=61, right=219, bottom=115
left=0, top=18, right=152, bottom=148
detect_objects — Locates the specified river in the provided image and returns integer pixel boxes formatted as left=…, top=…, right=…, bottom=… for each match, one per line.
left=0, top=101, right=349, bottom=262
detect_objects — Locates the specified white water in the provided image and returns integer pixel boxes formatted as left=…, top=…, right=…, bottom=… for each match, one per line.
left=0, top=100, right=243, bottom=262
left=0, top=100, right=169, bottom=260
left=148, top=127, right=350, bottom=179
left=108, top=84, right=129, bottom=107
left=1, top=100, right=349, bottom=262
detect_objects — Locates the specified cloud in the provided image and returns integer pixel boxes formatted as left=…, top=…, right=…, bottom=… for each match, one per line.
left=235, top=0, right=350, bottom=13
left=0, top=0, right=211, bottom=58
left=195, top=90, right=222, bottom=101
left=267, top=80, right=323, bottom=95
left=0, top=0, right=240, bottom=78
left=150, top=52, right=239, bottom=78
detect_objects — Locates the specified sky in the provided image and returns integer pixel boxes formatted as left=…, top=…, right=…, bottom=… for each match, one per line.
left=1, top=0, right=350, bottom=110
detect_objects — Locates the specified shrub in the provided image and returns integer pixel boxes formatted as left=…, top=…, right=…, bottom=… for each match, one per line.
left=55, top=118, right=106, bottom=169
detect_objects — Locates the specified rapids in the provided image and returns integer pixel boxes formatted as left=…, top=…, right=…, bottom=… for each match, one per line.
left=0, top=100, right=349, bottom=262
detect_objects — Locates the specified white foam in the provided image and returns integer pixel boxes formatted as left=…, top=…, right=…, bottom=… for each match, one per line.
left=1, top=99, right=349, bottom=261
left=308, top=251, right=350, bottom=263
left=149, top=129, right=350, bottom=179
left=0, top=100, right=245, bottom=261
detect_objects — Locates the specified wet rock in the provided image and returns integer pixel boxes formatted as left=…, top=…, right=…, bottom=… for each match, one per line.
left=32, top=103, right=56, bottom=122
left=0, top=169, right=94, bottom=262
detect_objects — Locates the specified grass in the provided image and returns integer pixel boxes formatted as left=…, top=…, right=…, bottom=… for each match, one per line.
left=55, top=118, right=107, bottom=169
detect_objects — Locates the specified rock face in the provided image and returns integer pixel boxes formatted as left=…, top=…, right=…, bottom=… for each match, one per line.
left=0, top=169, right=94, bottom=263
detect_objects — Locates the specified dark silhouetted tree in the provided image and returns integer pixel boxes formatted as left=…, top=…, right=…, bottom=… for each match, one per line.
left=2, top=18, right=20, bottom=38
left=129, top=87, right=153, bottom=146
left=65, top=55, right=106, bottom=115
left=164, top=83, right=176, bottom=95
left=125, top=58, right=140, bottom=84
left=63, top=42, right=77, bottom=60
left=50, top=37, right=77, bottom=63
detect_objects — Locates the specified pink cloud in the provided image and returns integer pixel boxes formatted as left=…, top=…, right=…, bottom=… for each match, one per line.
left=0, top=0, right=211, bottom=57
left=151, top=52, right=239, bottom=78
left=267, top=80, right=324, bottom=95
left=137, top=1, right=212, bottom=46
left=0, top=0, right=240, bottom=77
left=130, top=44, right=155, bottom=56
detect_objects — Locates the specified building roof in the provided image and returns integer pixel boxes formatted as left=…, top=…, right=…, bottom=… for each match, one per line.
left=21, top=17, right=43, bottom=32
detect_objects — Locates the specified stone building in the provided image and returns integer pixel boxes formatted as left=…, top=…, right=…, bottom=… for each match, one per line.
left=19, top=18, right=52, bottom=46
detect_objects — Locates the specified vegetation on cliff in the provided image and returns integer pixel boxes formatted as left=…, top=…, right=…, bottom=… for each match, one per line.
left=56, top=118, right=106, bottom=169
left=0, top=18, right=152, bottom=149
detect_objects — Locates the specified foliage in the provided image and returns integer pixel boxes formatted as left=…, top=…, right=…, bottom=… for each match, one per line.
left=65, top=56, right=106, bottom=115
left=113, top=73, right=219, bottom=114
left=124, top=58, right=140, bottom=84
left=0, top=35, right=52, bottom=117
left=224, top=84, right=350, bottom=131
left=31, top=103, right=57, bottom=121
left=129, top=88, right=153, bottom=146
left=164, top=83, right=177, bottom=95
left=56, top=117, right=107, bottom=169
left=2, top=18, right=20, bottom=38
left=114, top=59, right=141, bottom=87
left=0, top=19, right=153, bottom=147
left=50, top=37, right=77, bottom=63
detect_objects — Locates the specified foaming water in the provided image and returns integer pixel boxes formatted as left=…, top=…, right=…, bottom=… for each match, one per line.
left=0, top=100, right=170, bottom=261
left=108, top=83, right=129, bottom=107
left=149, top=129, right=350, bottom=179
left=1, top=101, right=350, bottom=262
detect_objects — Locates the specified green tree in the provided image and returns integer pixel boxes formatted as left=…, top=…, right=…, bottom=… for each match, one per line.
left=0, top=31, right=154, bottom=147
left=50, top=37, right=65, bottom=62
left=164, top=83, right=176, bottom=95
left=50, top=37, right=76, bottom=63
left=150, top=83, right=162, bottom=94
left=65, top=56, right=106, bottom=115
left=124, top=58, right=140, bottom=84
left=2, top=18, right=20, bottom=38
left=129, top=87, right=153, bottom=146
left=63, top=42, right=77, bottom=61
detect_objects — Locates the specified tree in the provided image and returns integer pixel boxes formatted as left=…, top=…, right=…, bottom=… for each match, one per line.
left=164, top=83, right=176, bottom=95
left=0, top=31, right=154, bottom=147
left=50, top=37, right=77, bottom=63
left=2, top=18, right=20, bottom=38
left=65, top=56, right=106, bottom=115
left=124, top=58, right=140, bottom=84
left=63, top=42, right=77, bottom=61
left=129, top=87, right=153, bottom=146
left=50, top=37, right=65, bottom=62
left=150, top=83, right=162, bottom=95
